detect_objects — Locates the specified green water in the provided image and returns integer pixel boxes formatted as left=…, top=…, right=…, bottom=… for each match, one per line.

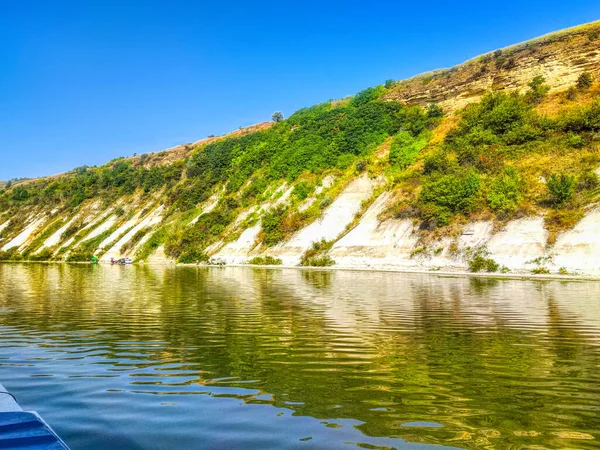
left=0, top=263, right=599, bottom=449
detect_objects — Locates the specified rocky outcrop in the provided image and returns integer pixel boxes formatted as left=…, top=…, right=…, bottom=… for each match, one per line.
left=384, top=21, right=600, bottom=111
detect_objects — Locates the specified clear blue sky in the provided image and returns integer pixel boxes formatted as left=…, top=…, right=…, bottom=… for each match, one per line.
left=1, top=1, right=598, bottom=180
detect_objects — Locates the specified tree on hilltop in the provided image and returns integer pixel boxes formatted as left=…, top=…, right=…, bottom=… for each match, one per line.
left=271, top=111, right=284, bottom=123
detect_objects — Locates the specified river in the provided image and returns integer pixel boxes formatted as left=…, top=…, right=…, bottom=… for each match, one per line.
left=0, top=263, right=599, bottom=449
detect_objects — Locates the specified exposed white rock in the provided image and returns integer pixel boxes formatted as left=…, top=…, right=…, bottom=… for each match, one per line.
left=272, top=185, right=294, bottom=207
left=98, top=211, right=144, bottom=252
left=0, top=221, right=10, bottom=234
left=330, top=193, right=420, bottom=269
left=101, top=206, right=164, bottom=260
left=145, top=245, right=171, bottom=264
left=233, top=206, right=258, bottom=227
left=486, top=217, right=548, bottom=270
left=189, top=196, right=219, bottom=225
left=1, top=216, right=46, bottom=251
left=41, top=216, right=80, bottom=250
left=552, top=208, right=600, bottom=274
left=84, top=214, right=118, bottom=241
left=316, top=175, right=335, bottom=195
left=214, top=223, right=262, bottom=264
left=269, top=175, right=378, bottom=265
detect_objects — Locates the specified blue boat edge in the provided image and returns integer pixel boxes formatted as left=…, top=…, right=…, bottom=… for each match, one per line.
left=0, top=382, right=70, bottom=449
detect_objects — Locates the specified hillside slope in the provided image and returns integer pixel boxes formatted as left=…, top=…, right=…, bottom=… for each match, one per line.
left=1, top=21, right=600, bottom=277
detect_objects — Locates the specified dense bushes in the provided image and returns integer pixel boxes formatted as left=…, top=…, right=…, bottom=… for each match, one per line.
left=187, top=97, right=430, bottom=191
left=261, top=205, right=288, bottom=247
left=420, top=172, right=481, bottom=217
left=292, top=180, right=315, bottom=201
left=558, top=99, right=600, bottom=132
left=299, top=240, right=335, bottom=266
left=407, top=84, right=600, bottom=229
left=524, top=76, right=550, bottom=104
left=487, top=167, right=524, bottom=213
left=468, top=255, right=499, bottom=273
left=0, top=160, right=184, bottom=209
left=447, top=92, right=542, bottom=149
left=389, top=131, right=429, bottom=169
left=248, top=256, right=282, bottom=265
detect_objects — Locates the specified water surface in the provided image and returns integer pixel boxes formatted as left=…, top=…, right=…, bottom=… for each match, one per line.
left=0, top=263, right=599, bottom=449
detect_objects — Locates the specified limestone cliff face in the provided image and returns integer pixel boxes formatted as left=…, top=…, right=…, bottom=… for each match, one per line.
left=2, top=21, right=600, bottom=277
left=384, top=21, right=600, bottom=111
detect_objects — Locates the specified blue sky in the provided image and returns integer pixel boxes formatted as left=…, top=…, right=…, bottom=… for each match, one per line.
left=1, top=1, right=598, bottom=180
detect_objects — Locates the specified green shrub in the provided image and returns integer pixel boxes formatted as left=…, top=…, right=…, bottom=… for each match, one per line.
left=66, top=250, right=94, bottom=262
left=300, top=239, right=334, bottom=266
left=567, top=132, right=585, bottom=149
left=119, top=227, right=149, bottom=254
left=248, top=256, right=282, bottom=265
left=547, top=173, right=576, bottom=205
left=178, top=249, right=208, bottom=264
left=27, top=248, right=54, bottom=262
left=446, top=92, right=541, bottom=151
left=61, top=221, right=84, bottom=240
left=524, top=76, right=550, bottom=104
left=426, top=103, right=444, bottom=118
left=350, top=86, right=385, bottom=107
left=578, top=170, right=600, bottom=191
left=292, top=180, right=314, bottom=201
left=423, top=151, right=454, bottom=175
left=355, top=159, right=367, bottom=173
left=303, top=255, right=335, bottom=267
left=165, top=198, right=238, bottom=262
left=242, top=177, right=269, bottom=202
left=0, top=247, right=21, bottom=261
left=531, top=267, right=550, bottom=275
left=468, top=255, right=499, bottom=272
left=576, top=72, right=593, bottom=90
left=565, top=86, right=577, bottom=101
left=389, top=131, right=429, bottom=170
left=558, top=100, right=600, bottom=132
left=319, top=197, right=332, bottom=210
left=487, top=167, right=523, bottom=213
left=409, top=246, right=428, bottom=259
left=419, top=203, right=451, bottom=227
left=261, top=205, right=288, bottom=246
left=420, top=171, right=481, bottom=213
left=78, top=229, right=113, bottom=254
left=136, top=226, right=168, bottom=261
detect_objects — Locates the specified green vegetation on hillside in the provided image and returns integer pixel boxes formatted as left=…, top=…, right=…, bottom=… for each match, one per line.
left=388, top=77, right=600, bottom=233
left=0, top=61, right=598, bottom=264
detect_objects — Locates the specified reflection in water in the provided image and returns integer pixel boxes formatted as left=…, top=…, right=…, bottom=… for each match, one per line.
left=0, top=263, right=599, bottom=449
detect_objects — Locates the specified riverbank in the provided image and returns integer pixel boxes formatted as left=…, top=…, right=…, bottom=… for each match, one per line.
left=178, top=261, right=600, bottom=282
left=2, top=259, right=599, bottom=282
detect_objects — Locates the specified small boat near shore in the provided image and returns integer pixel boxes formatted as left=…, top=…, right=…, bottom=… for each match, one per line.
left=110, top=257, right=133, bottom=265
